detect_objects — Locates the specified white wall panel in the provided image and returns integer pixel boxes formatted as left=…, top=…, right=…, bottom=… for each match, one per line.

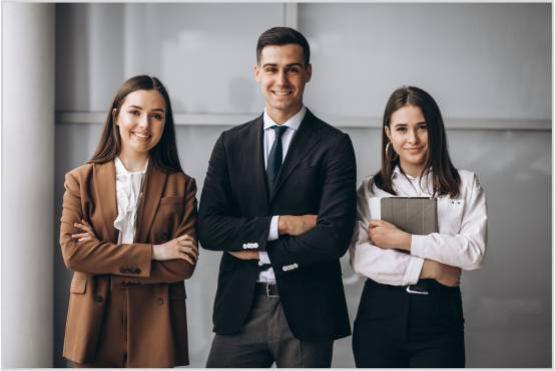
left=300, top=3, right=551, bottom=121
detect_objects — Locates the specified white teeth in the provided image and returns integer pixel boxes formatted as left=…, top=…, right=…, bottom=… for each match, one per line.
left=133, top=132, right=149, bottom=138
left=273, top=91, right=291, bottom=96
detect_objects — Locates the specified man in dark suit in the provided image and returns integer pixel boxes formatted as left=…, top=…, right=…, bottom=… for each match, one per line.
left=198, top=26, right=357, bottom=368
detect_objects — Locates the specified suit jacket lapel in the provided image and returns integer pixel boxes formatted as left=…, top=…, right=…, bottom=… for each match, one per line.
left=93, top=161, right=118, bottom=243
left=243, top=115, right=270, bottom=207
left=270, top=110, right=322, bottom=202
left=135, top=162, right=167, bottom=243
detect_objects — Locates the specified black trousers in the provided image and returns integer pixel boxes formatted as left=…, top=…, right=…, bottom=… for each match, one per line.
left=353, top=279, right=465, bottom=368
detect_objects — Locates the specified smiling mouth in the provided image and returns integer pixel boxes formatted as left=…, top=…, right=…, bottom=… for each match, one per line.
left=404, top=147, right=423, bottom=152
left=132, top=132, right=151, bottom=140
left=272, top=90, right=293, bottom=96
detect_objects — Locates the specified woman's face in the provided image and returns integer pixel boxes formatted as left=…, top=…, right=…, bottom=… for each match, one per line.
left=115, top=89, right=166, bottom=156
left=385, top=104, right=429, bottom=173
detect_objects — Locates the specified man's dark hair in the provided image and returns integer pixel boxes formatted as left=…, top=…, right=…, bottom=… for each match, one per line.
left=256, top=27, right=310, bottom=66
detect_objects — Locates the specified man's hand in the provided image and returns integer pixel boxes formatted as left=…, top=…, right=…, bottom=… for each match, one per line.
left=228, top=251, right=260, bottom=260
left=421, top=260, right=461, bottom=287
left=368, top=220, right=411, bottom=251
left=278, top=215, right=317, bottom=236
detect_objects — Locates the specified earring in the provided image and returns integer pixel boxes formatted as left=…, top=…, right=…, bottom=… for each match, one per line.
left=385, top=142, right=398, bottom=161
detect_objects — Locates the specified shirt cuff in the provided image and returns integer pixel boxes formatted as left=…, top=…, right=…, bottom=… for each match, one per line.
left=403, top=256, right=425, bottom=285
left=258, top=251, right=271, bottom=265
left=410, top=234, right=427, bottom=259
left=268, top=216, right=280, bottom=241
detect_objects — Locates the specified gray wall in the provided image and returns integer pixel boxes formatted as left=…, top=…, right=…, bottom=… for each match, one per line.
left=52, top=3, right=551, bottom=368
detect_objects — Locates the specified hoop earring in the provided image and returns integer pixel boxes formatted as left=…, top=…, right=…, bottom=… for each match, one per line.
left=385, top=142, right=398, bottom=161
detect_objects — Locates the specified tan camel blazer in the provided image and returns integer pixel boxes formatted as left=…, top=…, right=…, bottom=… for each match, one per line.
left=59, top=160, right=197, bottom=366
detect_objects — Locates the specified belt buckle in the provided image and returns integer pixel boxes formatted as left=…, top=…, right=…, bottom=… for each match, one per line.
left=265, top=284, right=279, bottom=298
left=406, top=285, right=429, bottom=295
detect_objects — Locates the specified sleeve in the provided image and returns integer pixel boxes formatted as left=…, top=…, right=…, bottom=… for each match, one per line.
left=258, top=251, right=271, bottom=265
left=125, top=177, right=199, bottom=284
left=265, top=134, right=357, bottom=272
left=349, top=179, right=424, bottom=286
left=410, top=173, right=487, bottom=270
left=197, top=133, right=273, bottom=252
left=268, top=216, right=280, bottom=241
left=59, top=171, right=153, bottom=278
left=60, top=171, right=199, bottom=284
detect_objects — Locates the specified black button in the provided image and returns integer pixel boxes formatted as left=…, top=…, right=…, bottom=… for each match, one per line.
left=95, top=295, right=104, bottom=303
left=157, top=297, right=164, bottom=305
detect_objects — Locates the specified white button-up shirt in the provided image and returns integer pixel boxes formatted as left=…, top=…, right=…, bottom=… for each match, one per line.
left=258, top=106, right=307, bottom=283
left=350, top=166, right=487, bottom=286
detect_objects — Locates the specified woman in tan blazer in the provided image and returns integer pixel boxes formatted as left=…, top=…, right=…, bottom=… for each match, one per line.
left=60, top=75, right=198, bottom=367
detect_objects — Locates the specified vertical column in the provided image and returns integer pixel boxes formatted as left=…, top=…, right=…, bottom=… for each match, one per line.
left=2, top=3, right=55, bottom=368
left=283, top=3, right=298, bottom=28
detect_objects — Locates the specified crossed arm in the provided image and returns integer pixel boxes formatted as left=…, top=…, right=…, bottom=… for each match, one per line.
left=351, top=175, right=487, bottom=287
left=198, top=133, right=357, bottom=270
left=60, top=171, right=199, bottom=284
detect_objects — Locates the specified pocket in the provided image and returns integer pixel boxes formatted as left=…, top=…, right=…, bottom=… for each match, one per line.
left=434, top=290, right=465, bottom=328
left=437, top=198, right=465, bottom=234
left=70, top=276, right=86, bottom=294
left=294, top=164, right=319, bottom=176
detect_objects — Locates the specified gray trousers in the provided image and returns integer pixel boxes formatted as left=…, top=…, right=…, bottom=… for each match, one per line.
left=206, top=288, right=333, bottom=368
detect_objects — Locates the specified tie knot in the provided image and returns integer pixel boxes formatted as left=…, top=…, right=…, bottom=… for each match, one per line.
left=271, top=125, right=288, bottom=138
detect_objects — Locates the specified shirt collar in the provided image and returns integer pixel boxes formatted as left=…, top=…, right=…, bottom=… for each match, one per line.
left=263, top=106, right=306, bottom=132
left=393, top=165, right=432, bottom=181
left=115, top=156, right=149, bottom=175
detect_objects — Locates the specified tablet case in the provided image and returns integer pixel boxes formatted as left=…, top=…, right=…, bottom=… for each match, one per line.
left=380, top=197, right=438, bottom=235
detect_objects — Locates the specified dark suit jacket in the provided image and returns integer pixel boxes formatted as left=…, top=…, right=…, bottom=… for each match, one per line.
left=198, top=109, right=356, bottom=341
left=60, top=161, right=197, bottom=366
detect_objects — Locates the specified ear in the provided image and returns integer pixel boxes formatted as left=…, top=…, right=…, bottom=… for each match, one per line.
left=384, top=126, right=392, bottom=141
left=305, top=63, right=312, bottom=83
left=254, top=64, right=261, bottom=83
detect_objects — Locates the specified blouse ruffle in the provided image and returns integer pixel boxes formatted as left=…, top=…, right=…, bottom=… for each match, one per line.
left=113, top=157, right=148, bottom=244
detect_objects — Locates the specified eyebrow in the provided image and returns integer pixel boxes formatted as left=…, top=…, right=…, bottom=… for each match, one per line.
left=128, top=105, right=165, bottom=113
left=262, top=63, right=303, bottom=68
left=392, top=121, right=426, bottom=126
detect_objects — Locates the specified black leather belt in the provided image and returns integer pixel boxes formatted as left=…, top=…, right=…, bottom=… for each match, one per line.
left=255, top=282, right=279, bottom=297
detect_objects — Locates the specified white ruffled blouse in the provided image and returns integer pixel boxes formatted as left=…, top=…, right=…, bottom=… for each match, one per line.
left=114, top=157, right=148, bottom=244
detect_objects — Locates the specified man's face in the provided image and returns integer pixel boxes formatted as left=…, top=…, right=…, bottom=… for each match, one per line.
left=254, top=44, right=312, bottom=121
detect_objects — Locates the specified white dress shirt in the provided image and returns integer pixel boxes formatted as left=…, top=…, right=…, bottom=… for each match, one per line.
left=113, top=157, right=148, bottom=244
left=258, top=106, right=307, bottom=283
left=350, top=166, right=487, bottom=286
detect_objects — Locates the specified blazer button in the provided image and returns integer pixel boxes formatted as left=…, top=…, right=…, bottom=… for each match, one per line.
left=95, top=295, right=104, bottom=303
left=157, top=297, right=164, bottom=305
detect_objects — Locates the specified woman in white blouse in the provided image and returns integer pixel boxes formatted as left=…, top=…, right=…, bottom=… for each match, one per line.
left=350, top=86, right=487, bottom=367
left=60, top=75, right=198, bottom=367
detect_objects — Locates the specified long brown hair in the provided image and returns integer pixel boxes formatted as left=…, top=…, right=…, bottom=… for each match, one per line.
left=373, top=86, right=460, bottom=198
left=88, top=75, right=183, bottom=173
